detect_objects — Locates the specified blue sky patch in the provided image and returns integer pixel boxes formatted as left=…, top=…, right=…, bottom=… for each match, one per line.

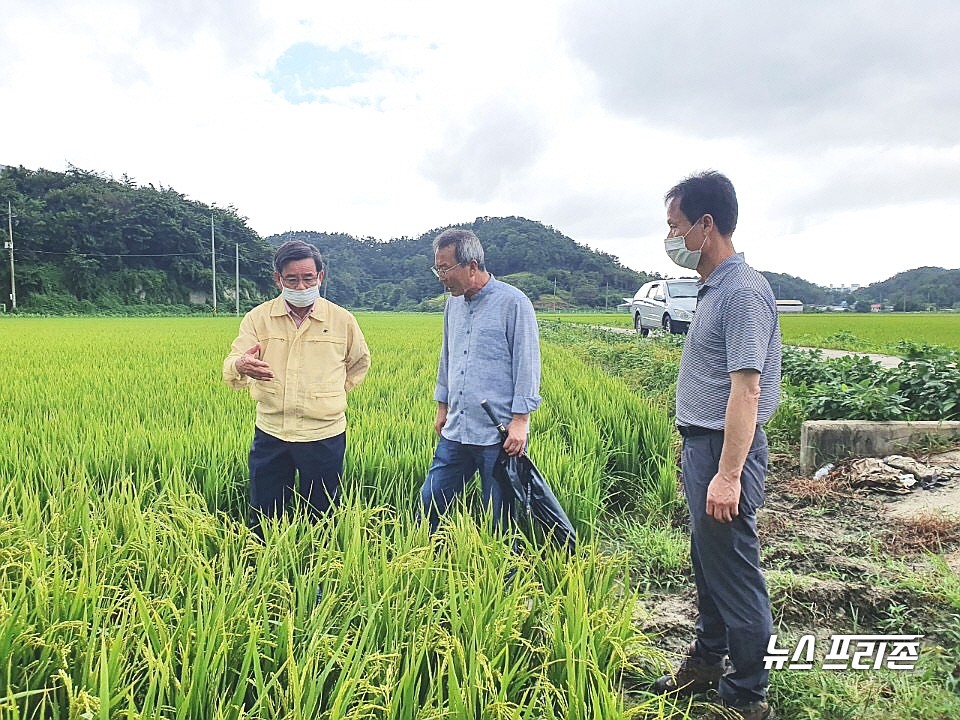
left=266, top=43, right=376, bottom=104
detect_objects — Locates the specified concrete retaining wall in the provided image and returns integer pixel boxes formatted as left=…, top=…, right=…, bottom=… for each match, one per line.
left=800, top=420, right=960, bottom=475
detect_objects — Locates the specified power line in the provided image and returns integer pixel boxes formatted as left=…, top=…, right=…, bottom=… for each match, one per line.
left=24, top=249, right=209, bottom=257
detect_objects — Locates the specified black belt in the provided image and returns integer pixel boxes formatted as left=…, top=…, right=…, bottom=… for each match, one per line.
left=677, top=424, right=724, bottom=437
left=677, top=424, right=762, bottom=438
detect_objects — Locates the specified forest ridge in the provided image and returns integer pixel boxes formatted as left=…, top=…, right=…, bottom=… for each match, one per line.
left=1, top=165, right=957, bottom=313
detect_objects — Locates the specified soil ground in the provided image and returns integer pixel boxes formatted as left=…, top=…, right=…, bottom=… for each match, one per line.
left=635, top=445, right=960, bottom=696
left=884, top=449, right=960, bottom=519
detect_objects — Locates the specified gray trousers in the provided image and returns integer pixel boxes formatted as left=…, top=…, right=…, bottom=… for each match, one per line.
left=681, top=427, right=773, bottom=704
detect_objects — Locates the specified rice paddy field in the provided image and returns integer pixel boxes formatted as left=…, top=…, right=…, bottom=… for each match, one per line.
left=7, top=312, right=960, bottom=719
left=778, top=313, right=960, bottom=353
left=1, top=314, right=682, bottom=719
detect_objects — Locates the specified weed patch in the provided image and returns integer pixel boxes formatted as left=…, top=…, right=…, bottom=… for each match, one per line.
left=885, top=512, right=960, bottom=554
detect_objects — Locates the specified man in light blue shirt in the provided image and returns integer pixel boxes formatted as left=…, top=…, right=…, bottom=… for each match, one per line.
left=418, top=228, right=541, bottom=533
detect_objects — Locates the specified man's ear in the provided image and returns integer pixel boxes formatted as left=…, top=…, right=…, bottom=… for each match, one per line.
left=273, top=271, right=282, bottom=290
left=701, top=213, right=715, bottom=236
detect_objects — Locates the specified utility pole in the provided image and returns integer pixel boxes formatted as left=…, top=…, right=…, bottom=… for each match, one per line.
left=235, top=243, right=240, bottom=317
left=210, top=213, right=217, bottom=314
left=5, top=201, right=15, bottom=311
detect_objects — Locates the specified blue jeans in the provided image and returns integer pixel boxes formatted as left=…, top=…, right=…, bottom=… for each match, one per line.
left=419, top=436, right=509, bottom=533
left=248, top=427, right=346, bottom=539
left=681, top=427, right=773, bottom=705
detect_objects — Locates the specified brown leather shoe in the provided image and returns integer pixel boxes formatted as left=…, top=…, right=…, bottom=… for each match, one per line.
left=652, top=642, right=728, bottom=695
left=716, top=699, right=774, bottom=720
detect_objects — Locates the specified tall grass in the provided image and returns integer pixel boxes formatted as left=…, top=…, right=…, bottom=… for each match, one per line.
left=1, top=315, right=683, bottom=719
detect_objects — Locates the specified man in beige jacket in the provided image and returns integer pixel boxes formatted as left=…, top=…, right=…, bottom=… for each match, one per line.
left=223, top=240, right=370, bottom=538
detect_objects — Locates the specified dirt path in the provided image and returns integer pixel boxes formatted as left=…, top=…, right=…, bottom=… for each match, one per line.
left=792, top=346, right=903, bottom=368
left=595, top=326, right=905, bottom=368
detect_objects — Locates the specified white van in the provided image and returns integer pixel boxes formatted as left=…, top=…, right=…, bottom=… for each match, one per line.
left=629, top=278, right=699, bottom=335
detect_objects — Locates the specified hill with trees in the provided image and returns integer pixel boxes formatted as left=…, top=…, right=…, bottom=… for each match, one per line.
left=760, top=271, right=835, bottom=305
left=851, top=267, right=960, bottom=312
left=3, top=164, right=958, bottom=314
left=0, top=165, right=654, bottom=313
left=0, top=165, right=275, bottom=313
left=268, top=217, right=655, bottom=311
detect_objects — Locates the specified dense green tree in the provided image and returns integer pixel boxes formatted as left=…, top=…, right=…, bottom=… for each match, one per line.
left=5, top=165, right=955, bottom=314
left=266, top=217, right=654, bottom=310
left=851, top=267, right=960, bottom=311
left=0, top=165, right=275, bottom=312
left=760, top=271, right=834, bottom=305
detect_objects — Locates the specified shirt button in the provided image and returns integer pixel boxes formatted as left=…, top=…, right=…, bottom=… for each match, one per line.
left=463, top=350, right=467, bottom=354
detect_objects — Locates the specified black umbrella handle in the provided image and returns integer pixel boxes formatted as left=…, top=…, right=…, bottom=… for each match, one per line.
left=480, top=399, right=508, bottom=441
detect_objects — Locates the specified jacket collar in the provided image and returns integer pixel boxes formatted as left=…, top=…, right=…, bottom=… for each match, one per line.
left=269, top=295, right=328, bottom=321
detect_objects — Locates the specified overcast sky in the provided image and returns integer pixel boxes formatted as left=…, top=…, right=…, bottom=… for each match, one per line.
left=2, top=0, right=958, bottom=288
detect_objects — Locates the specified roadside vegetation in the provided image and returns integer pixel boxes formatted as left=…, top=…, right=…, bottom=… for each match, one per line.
left=540, top=321, right=960, bottom=719
left=781, top=344, right=960, bottom=422
left=539, top=311, right=960, bottom=355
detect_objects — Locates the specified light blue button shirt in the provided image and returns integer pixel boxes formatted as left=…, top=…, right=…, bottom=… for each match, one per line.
left=434, top=276, right=542, bottom=446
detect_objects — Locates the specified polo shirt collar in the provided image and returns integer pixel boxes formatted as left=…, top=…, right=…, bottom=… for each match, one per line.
left=701, top=252, right=746, bottom=289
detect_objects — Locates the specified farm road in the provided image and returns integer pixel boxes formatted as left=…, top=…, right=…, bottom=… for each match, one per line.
left=792, top=346, right=903, bottom=368
left=595, top=326, right=904, bottom=368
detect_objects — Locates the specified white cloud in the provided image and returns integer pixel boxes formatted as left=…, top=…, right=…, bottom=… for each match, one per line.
left=1, top=0, right=956, bottom=287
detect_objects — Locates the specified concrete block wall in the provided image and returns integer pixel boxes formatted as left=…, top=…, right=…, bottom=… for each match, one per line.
left=800, top=421, right=960, bottom=475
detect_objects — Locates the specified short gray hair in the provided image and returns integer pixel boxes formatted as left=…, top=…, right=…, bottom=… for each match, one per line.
left=432, top=228, right=485, bottom=271
left=273, top=240, right=324, bottom=275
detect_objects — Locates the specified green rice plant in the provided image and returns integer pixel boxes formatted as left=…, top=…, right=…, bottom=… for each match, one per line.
left=0, top=315, right=687, bottom=720
left=598, top=518, right=689, bottom=591
left=779, top=313, right=960, bottom=354
left=538, top=312, right=634, bottom=329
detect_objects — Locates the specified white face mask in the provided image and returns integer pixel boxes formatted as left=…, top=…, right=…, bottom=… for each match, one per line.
left=664, top=217, right=706, bottom=271
left=281, top=285, right=320, bottom=307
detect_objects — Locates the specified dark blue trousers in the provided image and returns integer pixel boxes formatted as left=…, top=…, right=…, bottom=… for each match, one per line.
left=681, top=427, right=773, bottom=704
left=418, top=436, right=509, bottom=533
left=248, top=427, right=346, bottom=538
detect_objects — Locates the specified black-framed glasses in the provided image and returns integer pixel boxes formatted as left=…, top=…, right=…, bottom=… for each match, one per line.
left=430, top=261, right=466, bottom=278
